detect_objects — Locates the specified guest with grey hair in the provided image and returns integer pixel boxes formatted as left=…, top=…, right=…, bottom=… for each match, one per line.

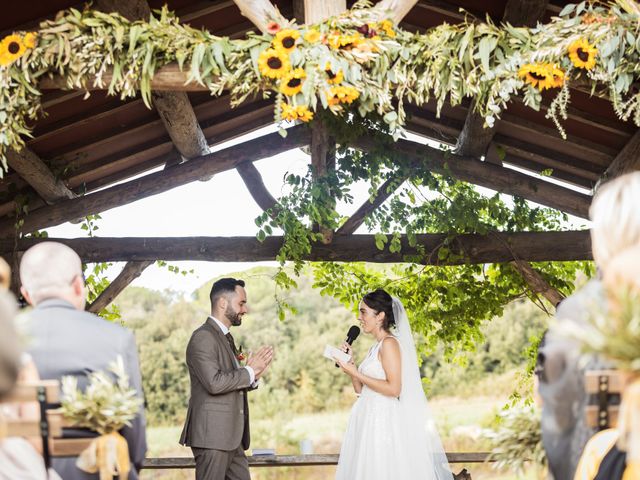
left=538, top=171, right=640, bottom=479
left=0, top=290, right=62, bottom=480
left=20, top=241, right=147, bottom=480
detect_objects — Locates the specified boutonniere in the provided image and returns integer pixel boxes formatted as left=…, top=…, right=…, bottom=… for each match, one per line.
left=236, top=345, right=246, bottom=363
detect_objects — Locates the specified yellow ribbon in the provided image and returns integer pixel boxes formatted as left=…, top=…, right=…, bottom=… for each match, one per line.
left=617, top=376, right=640, bottom=467
left=76, top=431, right=130, bottom=480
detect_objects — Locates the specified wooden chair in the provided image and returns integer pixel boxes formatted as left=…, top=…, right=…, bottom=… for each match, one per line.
left=1, top=380, right=93, bottom=468
left=585, top=370, right=622, bottom=430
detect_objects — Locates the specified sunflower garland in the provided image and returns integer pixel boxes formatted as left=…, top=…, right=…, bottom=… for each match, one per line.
left=281, top=102, right=313, bottom=122
left=304, top=29, right=321, bottom=43
left=273, top=29, right=299, bottom=54
left=324, top=63, right=344, bottom=85
left=0, top=34, right=27, bottom=67
left=326, top=85, right=360, bottom=105
left=518, top=63, right=565, bottom=91
left=280, top=68, right=305, bottom=96
left=568, top=38, right=598, bottom=70
left=258, top=48, right=291, bottom=79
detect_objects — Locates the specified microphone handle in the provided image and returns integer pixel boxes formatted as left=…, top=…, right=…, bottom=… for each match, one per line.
left=335, top=338, right=352, bottom=368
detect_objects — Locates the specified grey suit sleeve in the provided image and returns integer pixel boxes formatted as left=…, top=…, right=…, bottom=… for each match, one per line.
left=187, top=331, right=251, bottom=395
left=120, top=331, right=147, bottom=473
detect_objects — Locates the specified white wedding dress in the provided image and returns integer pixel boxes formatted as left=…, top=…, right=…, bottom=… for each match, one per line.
left=335, top=299, right=453, bottom=480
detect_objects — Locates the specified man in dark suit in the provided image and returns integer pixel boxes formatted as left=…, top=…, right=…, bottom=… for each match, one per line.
left=19, top=242, right=147, bottom=480
left=180, top=277, right=273, bottom=480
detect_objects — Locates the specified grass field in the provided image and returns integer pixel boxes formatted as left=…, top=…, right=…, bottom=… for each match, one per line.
left=140, top=392, right=543, bottom=480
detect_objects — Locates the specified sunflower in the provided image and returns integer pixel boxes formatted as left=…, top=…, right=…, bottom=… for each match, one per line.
left=568, top=38, right=597, bottom=70
left=324, top=62, right=343, bottom=85
left=327, top=85, right=360, bottom=105
left=280, top=68, right=306, bottom=96
left=328, top=32, right=363, bottom=50
left=258, top=48, right=291, bottom=79
left=273, top=29, right=300, bottom=54
left=304, top=29, right=321, bottom=43
left=518, top=63, right=564, bottom=91
left=281, top=102, right=314, bottom=122
left=0, top=34, right=26, bottom=67
left=23, top=32, right=37, bottom=49
left=379, top=19, right=396, bottom=38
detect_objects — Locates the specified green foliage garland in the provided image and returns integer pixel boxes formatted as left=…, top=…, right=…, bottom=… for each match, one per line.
left=2, top=1, right=640, bottom=172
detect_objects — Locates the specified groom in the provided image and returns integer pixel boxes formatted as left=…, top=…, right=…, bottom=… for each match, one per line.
left=180, top=278, right=273, bottom=480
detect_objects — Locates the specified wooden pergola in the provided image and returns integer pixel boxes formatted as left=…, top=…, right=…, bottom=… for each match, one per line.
left=2, top=0, right=631, bottom=311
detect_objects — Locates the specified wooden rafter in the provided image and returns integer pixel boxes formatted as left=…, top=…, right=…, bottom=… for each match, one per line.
left=0, top=230, right=592, bottom=265
left=294, top=0, right=347, bottom=23
left=87, top=260, right=153, bottom=313
left=236, top=162, right=279, bottom=215
left=510, top=259, right=564, bottom=307
left=354, top=137, right=592, bottom=218
left=0, top=126, right=310, bottom=237
left=454, top=0, right=549, bottom=159
left=597, top=128, right=640, bottom=188
left=337, top=175, right=407, bottom=235
left=6, top=147, right=76, bottom=205
left=375, top=0, right=419, bottom=23
left=95, top=0, right=209, bottom=161
left=232, top=0, right=288, bottom=33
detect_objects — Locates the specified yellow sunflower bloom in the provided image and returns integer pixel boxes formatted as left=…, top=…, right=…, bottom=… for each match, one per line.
left=0, top=34, right=26, bottom=67
left=518, top=63, right=564, bottom=91
left=258, top=48, right=291, bottom=79
left=324, top=62, right=343, bottom=85
left=280, top=68, right=306, bottom=96
left=23, top=32, right=37, bottom=49
left=273, top=29, right=300, bottom=54
left=328, top=32, right=363, bottom=50
left=280, top=102, right=314, bottom=122
left=380, top=20, right=396, bottom=38
left=304, top=29, right=321, bottom=43
left=568, top=38, right=597, bottom=70
left=326, top=85, right=360, bottom=105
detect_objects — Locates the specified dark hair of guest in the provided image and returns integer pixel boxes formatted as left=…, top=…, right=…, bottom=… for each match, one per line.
left=362, top=288, right=395, bottom=331
left=210, top=277, right=245, bottom=308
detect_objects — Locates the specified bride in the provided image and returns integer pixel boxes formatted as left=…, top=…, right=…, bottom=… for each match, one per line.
left=334, top=289, right=453, bottom=480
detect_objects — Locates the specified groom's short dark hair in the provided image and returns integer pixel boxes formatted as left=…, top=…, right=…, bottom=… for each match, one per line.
left=210, top=277, right=245, bottom=307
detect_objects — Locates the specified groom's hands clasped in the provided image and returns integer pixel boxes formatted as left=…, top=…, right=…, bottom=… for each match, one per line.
left=247, top=345, right=274, bottom=379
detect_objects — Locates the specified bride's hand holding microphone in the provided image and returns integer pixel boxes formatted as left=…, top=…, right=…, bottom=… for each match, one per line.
left=335, top=342, right=358, bottom=377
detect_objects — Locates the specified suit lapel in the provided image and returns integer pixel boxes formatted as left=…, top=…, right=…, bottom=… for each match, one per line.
left=205, top=317, right=239, bottom=367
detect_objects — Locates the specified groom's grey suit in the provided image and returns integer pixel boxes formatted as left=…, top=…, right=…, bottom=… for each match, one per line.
left=180, top=317, right=253, bottom=479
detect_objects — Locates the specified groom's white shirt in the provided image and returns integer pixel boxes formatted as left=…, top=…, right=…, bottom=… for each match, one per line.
left=209, top=315, right=257, bottom=386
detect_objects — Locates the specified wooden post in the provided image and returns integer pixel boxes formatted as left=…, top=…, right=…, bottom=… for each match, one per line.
left=87, top=260, right=153, bottom=313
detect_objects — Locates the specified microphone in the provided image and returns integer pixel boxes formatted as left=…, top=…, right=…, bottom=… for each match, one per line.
left=336, top=326, right=361, bottom=367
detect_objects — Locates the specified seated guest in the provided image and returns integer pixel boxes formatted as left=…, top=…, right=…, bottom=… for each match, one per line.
left=538, top=171, right=640, bottom=480
left=573, top=246, right=640, bottom=480
left=0, top=290, right=61, bottom=480
left=20, top=242, right=147, bottom=480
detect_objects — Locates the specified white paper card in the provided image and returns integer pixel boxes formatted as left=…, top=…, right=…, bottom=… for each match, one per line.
left=324, top=344, right=351, bottom=364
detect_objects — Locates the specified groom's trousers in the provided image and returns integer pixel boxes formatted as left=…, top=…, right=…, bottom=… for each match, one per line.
left=192, top=446, right=250, bottom=480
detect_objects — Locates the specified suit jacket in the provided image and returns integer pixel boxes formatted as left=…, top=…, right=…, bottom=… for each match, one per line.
left=25, top=299, right=147, bottom=480
left=180, top=317, right=251, bottom=451
left=539, top=279, right=613, bottom=480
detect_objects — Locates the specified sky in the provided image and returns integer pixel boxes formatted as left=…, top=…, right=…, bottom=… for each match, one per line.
left=45, top=124, right=589, bottom=296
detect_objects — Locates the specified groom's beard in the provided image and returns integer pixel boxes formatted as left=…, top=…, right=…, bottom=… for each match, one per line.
left=225, top=305, right=243, bottom=326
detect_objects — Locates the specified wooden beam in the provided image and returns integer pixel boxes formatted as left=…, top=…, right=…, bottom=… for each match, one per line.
left=142, top=452, right=492, bottom=469
left=232, top=0, right=288, bottom=34
left=87, top=260, right=153, bottom=313
left=454, top=0, right=549, bottom=159
left=375, top=0, right=419, bottom=23
left=510, top=259, right=564, bottom=306
left=337, top=175, right=407, bottom=235
left=0, top=126, right=310, bottom=237
left=310, top=121, right=335, bottom=244
left=6, top=148, right=76, bottom=204
left=236, top=162, right=279, bottom=214
left=354, top=137, right=592, bottom=218
left=0, top=231, right=592, bottom=264
left=95, top=0, right=209, bottom=161
left=597, top=128, right=640, bottom=188
left=295, top=0, right=346, bottom=23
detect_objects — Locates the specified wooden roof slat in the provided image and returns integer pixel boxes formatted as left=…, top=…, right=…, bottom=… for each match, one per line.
left=597, top=128, right=640, bottom=188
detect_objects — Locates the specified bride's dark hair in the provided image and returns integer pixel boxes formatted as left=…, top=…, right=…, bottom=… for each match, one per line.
left=362, top=289, right=395, bottom=331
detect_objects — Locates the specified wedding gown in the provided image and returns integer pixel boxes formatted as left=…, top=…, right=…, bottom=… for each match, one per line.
left=335, top=299, right=453, bottom=480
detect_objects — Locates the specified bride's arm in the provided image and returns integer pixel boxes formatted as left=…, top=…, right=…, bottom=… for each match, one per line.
left=341, top=342, right=363, bottom=393
left=337, top=338, right=402, bottom=398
